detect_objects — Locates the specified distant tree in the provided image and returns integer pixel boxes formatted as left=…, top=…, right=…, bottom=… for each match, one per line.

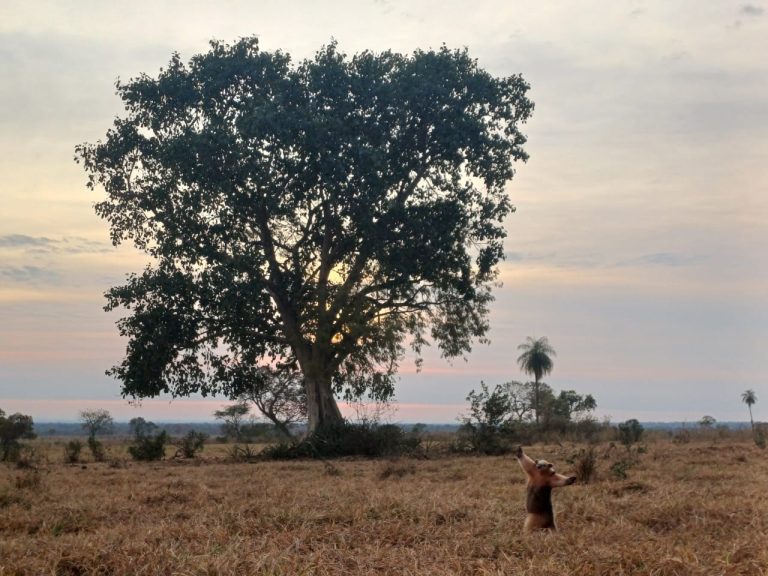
left=214, top=402, right=251, bottom=441
left=552, top=390, right=597, bottom=421
left=617, top=419, right=644, bottom=448
left=238, top=367, right=307, bottom=439
left=517, top=337, right=556, bottom=424
left=0, top=409, right=36, bottom=462
left=503, top=381, right=534, bottom=422
left=76, top=37, right=534, bottom=434
left=698, top=415, right=716, bottom=429
left=741, top=389, right=757, bottom=432
left=128, top=417, right=157, bottom=438
left=80, top=408, right=114, bottom=462
left=465, top=381, right=510, bottom=430
left=80, top=409, right=114, bottom=439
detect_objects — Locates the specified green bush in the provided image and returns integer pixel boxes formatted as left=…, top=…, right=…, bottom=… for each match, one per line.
left=454, top=422, right=514, bottom=455
left=0, top=409, right=36, bottom=462
left=87, top=437, right=106, bottom=462
left=610, top=459, right=631, bottom=480
left=617, top=419, right=644, bottom=447
left=128, top=430, right=168, bottom=461
left=175, top=431, right=207, bottom=458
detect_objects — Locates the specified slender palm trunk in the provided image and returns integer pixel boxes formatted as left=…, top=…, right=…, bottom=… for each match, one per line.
left=749, top=404, right=754, bottom=433
left=534, top=376, right=540, bottom=425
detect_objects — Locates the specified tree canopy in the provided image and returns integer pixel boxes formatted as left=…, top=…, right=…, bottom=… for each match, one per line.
left=76, top=38, right=533, bottom=432
left=0, top=408, right=36, bottom=462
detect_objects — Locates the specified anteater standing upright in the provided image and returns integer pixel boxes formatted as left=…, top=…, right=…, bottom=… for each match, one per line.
left=516, top=446, right=576, bottom=532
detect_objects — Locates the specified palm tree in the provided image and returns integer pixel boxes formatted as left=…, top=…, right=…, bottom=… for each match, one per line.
left=741, top=389, right=757, bottom=432
left=517, top=336, right=556, bottom=425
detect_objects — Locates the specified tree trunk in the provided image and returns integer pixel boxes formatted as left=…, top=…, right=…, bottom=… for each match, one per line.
left=533, top=378, right=540, bottom=425
left=749, top=405, right=754, bottom=433
left=304, top=370, right=344, bottom=435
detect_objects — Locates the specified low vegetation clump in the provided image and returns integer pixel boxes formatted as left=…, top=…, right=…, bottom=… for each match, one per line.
left=63, top=440, right=83, bottom=464
left=128, top=430, right=168, bottom=461
left=174, top=431, right=207, bottom=459
left=0, top=409, right=36, bottom=462
left=263, top=421, right=423, bottom=459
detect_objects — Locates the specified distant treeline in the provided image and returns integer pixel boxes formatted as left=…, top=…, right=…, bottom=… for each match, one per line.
left=32, top=421, right=751, bottom=438
left=36, top=422, right=223, bottom=437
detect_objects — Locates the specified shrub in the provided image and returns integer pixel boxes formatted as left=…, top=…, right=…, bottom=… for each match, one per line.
left=569, top=446, right=598, bottom=484
left=87, top=437, right=106, bottom=462
left=672, top=429, right=691, bottom=444
left=64, top=440, right=83, bottom=464
left=610, top=459, right=631, bottom=480
left=454, top=422, right=514, bottom=455
left=263, top=421, right=422, bottom=460
left=175, top=431, right=207, bottom=458
left=0, top=409, right=36, bottom=462
left=128, top=430, right=168, bottom=461
left=617, top=419, right=644, bottom=448
left=226, top=443, right=259, bottom=462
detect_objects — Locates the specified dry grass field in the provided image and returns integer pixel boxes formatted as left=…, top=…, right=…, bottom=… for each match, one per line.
left=1, top=438, right=767, bottom=575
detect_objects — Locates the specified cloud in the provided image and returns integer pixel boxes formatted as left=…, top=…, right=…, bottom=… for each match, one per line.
left=0, top=234, right=57, bottom=248
left=740, top=4, right=764, bottom=16
left=615, top=252, right=701, bottom=268
left=0, top=265, right=59, bottom=284
left=0, top=234, right=112, bottom=255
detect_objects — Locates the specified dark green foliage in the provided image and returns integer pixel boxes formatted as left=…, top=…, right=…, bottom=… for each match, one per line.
left=617, top=419, right=644, bottom=447
left=458, top=380, right=599, bottom=452
left=610, top=459, right=631, bottom=480
left=457, top=381, right=515, bottom=455
left=128, top=417, right=157, bottom=438
left=263, top=421, right=422, bottom=459
left=64, top=440, right=83, bottom=464
left=175, top=431, right=207, bottom=458
left=0, top=409, right=36, bottom=462
left=127, top=417, right=168, bottom=460
left=128, top=430, right=168, bottom=461
left=87, top=437, right=106, bottom=462
left=75, top=37, right=533, bottom=433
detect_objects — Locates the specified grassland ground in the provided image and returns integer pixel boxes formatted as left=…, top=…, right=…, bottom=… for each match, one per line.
left=1, top=439, right=767, bottom=575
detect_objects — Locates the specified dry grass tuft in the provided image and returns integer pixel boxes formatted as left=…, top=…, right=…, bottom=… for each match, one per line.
left=378, top=460, right=416, bottom=480
left=1, top=439, right=767, bottom=575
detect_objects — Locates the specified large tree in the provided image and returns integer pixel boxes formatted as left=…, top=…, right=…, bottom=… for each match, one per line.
left=76, top=38, right=533, bottom=433
left=516, top=336, right=556, bottom=425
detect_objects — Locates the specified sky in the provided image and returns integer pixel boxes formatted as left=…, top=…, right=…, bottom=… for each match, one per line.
left=1, top=0, right=766, bottom=424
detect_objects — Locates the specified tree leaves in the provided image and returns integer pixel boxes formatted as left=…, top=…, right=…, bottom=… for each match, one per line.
left=77, top=38, right=533, bottom=411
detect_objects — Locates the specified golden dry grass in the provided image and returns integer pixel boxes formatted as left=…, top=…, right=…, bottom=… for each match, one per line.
left=1, top=439, right=767, bottom=575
